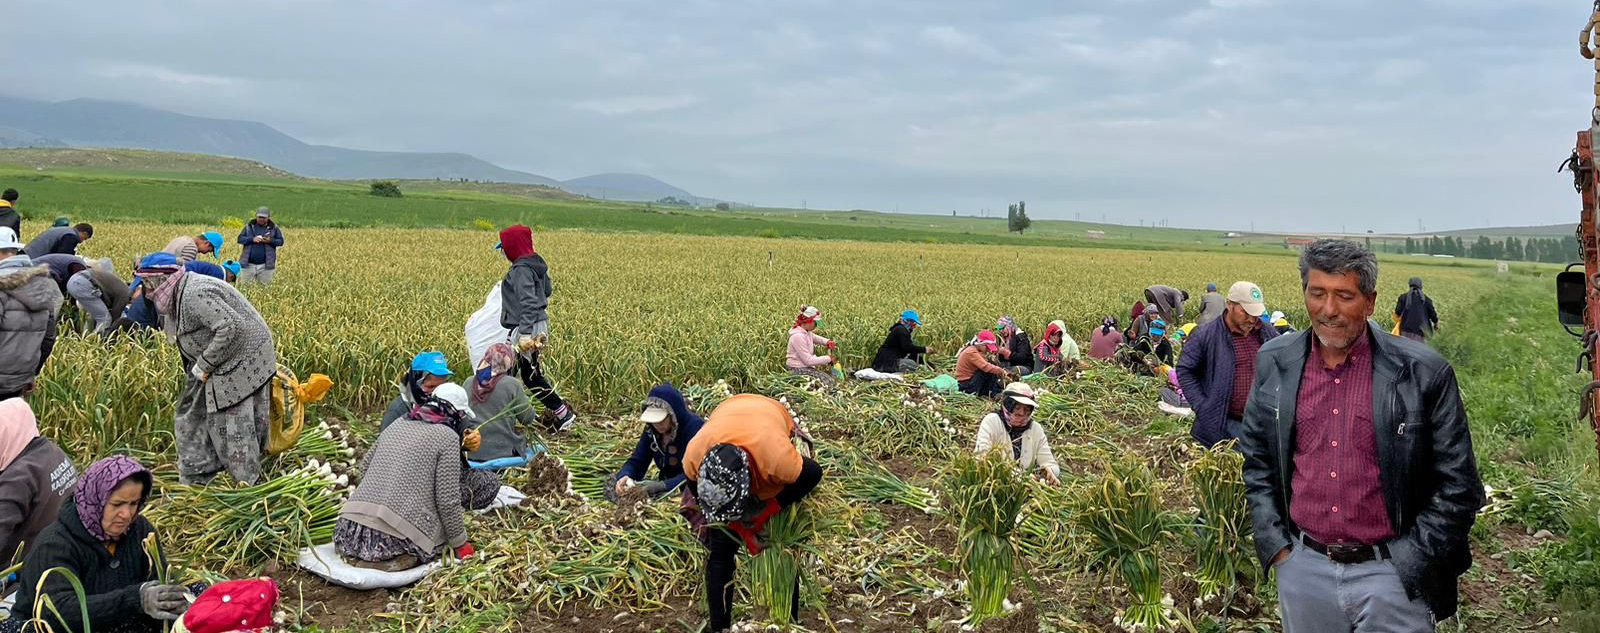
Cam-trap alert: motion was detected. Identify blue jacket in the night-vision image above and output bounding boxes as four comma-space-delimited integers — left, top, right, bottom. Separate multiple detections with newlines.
1176, 317, 1279, 446
616, 384, 703, 492
237, 221, 284, 269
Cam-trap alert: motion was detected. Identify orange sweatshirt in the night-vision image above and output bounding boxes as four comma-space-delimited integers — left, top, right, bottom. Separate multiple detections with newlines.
684, 394, 802, 501
955, 345, 1006, 381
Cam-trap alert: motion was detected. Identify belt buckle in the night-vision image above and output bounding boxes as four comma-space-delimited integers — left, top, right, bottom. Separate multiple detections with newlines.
1325, 542, 1369, 564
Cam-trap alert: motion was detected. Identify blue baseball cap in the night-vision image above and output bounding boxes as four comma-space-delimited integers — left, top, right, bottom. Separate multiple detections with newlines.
410, 351, 452, 376
137, 251, 179, 268
201, 231, 224, 257
900, 309, 921, 324
222, 259, 242, 276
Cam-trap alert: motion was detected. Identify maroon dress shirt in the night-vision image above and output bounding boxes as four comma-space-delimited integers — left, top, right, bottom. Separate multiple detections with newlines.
1289, 329, 1396, 545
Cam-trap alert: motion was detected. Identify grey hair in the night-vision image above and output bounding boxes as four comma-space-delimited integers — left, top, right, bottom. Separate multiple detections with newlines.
1298, 239, 1378, 296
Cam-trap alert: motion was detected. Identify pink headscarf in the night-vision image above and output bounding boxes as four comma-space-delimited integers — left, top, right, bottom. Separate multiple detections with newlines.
0, 398, 40, 471
74, 455, 152, 542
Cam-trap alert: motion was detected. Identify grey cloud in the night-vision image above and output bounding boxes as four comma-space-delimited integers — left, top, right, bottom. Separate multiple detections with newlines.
0, 0, 1586, 231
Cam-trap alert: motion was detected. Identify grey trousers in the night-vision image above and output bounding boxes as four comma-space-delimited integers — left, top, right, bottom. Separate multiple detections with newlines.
66, 272, 111, 332
240, 263, 275, 285
1276, 545, 1434, 633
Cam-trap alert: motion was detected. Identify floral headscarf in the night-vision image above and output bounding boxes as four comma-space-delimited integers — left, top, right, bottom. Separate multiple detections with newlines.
471, 343, 518, 401
697, 443, 756, 522
74, 455, 151, 542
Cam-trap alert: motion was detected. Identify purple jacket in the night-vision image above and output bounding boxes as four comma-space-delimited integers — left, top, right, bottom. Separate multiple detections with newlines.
1176, 317, 1279, 446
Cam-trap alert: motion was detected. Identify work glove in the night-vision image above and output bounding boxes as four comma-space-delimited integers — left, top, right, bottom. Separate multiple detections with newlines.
454, 542, 475, 559
139, 581, 189, 621
462, 429, 482, 452
729, 499, 784, 554
190, 364, 209, 382
824, 340, 837, 350
638, 479, 669, 496
616, 476, 636, 493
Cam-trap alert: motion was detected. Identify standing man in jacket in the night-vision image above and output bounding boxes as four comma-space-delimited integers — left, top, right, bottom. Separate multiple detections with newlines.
0, 228, 61, 401
1393, 277, 1438, 343
1195, 282, 1226, 326
1177, 281, 1279, 446
498, 224, 576, 430
1241, 239, 1483, 631
236, 207, 284, 285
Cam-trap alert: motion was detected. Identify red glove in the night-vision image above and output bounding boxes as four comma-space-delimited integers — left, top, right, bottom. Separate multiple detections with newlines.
454, 542, 475, 559
825, 340, 837, 350
730, 499, 783, 554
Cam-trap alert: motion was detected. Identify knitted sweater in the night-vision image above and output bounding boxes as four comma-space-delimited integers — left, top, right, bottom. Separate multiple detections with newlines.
342, 417, 468, 554
171, 273, 276, 412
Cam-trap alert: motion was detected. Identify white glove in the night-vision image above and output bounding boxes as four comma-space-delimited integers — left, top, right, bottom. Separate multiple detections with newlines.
191, 364, 209, 382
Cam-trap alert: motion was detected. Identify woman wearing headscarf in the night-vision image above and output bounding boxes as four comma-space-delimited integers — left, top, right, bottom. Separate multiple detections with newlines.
870, 309, 927, 374
607, 383, 704, 503
974, 382, 1060, 485
955, 329, 1010, 397
465, 343, 534, 465
1031, 320, 1080, 376
0, 398, 77, 572
993, 315, 1032, 374
785, 305, 836, 386
683, 395, 823, 633
380, 351, 455, 432
336, 383, 482, 571
497, 224, 577, 431
1089, 316, 1125, 360
136, 255, 276, 486
3, 455, 195, 633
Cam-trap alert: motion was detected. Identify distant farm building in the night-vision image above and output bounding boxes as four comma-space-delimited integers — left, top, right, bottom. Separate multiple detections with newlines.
1284, 237, 1316, 250
1085, 230, 1106, 239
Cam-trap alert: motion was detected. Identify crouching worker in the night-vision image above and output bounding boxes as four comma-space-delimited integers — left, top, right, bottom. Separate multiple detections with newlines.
975, 382, 1060, 485
683, 395, 823, 633
0, 398, 79, 575
380, 351, 454, 432
336, 384, 481, 571
3, 455, 201, 633
955, 330, 1010, 397
465, 344, 534, 466
871, 309, 927, 374
607, 383, 704, 503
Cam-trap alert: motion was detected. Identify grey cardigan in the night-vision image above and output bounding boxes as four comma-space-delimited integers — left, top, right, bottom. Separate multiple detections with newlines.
171, 273, 276, 410
343, 417, 468, 553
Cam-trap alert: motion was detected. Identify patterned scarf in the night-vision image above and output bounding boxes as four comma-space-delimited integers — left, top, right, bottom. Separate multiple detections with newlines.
145, 269, 187, 315
697, 443, 755, 522
470, 343, 518, 401
998, 408, 1032, 460
74, 455, 151, 542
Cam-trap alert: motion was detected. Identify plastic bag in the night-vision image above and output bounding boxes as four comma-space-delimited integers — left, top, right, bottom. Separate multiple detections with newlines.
267, 365, 332, 455
466, 282, 510, 368
920, 374, 959, 394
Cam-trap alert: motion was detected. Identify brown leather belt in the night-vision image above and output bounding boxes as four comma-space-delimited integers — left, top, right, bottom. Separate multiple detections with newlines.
1298, 532, 1392, 564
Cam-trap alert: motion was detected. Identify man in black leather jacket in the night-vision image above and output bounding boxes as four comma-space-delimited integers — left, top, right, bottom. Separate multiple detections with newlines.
1240, 239, 1483, 631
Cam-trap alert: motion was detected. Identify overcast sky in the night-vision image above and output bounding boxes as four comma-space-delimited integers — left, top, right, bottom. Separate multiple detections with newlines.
2, 0, 1589, 232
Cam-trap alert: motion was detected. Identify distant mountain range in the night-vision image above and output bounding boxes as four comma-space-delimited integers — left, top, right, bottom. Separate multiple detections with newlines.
0, 96, 710, 203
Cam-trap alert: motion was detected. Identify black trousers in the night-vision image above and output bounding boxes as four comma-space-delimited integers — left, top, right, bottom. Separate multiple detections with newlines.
514, 350, 566, 413
958, 371, 1002, 397
704, 457, 823, 632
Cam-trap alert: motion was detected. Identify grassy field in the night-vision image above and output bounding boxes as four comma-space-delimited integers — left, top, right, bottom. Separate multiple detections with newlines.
13, 215, 1593, 632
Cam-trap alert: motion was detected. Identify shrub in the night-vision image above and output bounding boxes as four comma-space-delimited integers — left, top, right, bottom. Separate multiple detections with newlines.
370, 181, 403, 198
470, 218, 495, 231
220, 216, 245, 230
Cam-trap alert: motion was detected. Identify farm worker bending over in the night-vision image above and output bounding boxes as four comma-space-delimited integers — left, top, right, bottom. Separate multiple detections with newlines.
66, 258, 131, 334
786, 305, 837, 386
994, 315, 1032, 374
0, 189, 18, 236
607, 383, 704, 503
381, 351, 455, 431
0, 398, 78, 574
1176, 281, 1279, 448
137, 256, 276, 485
1241, 239, 1483, 631
683, 394, 823, 633
30, 253, 87, 297
162, 231, 224, 264
1143, 284, 1188, 323
497, 224, 577, 431
336, 384, 483, 572
955, 329, 1010, 397
236, 207, 284, 285
22, 223, 93, 259
974, 382, 1060, 485
3, 455, 202, 633
1195, 282, 1226, 326
1088, 316, 1124, 360
465, 343, 534, 465
871, 309, 927, 374
0, 227, 61, 401
1032, 320, 1080, 376
1393, 276, 1439, 343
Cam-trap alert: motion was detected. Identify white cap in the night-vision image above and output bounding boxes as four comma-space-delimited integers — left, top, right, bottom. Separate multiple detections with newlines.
1227, 281, 1267, 317
431, 383, 477, 421
0, 227, 23, 250
640, 396, 672, 424
1001, 382, 1039, 408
